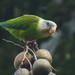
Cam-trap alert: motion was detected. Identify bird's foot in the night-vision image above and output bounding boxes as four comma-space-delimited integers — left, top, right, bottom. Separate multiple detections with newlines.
24, 40, 39, 51
26, 40, 36, 44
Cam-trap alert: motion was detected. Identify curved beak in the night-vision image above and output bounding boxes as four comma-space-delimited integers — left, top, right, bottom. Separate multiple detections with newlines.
49, 26, 57, 34
49, 21, 57, 34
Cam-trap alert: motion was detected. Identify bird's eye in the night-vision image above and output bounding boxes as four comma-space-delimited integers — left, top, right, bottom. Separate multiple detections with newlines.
46, 22, 49, 25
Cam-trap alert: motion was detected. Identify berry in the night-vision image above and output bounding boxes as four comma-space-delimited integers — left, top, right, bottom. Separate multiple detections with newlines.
33, 59, 52, 75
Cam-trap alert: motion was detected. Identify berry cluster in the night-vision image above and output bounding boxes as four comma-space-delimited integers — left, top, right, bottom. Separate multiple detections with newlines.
14, 49, 56, 75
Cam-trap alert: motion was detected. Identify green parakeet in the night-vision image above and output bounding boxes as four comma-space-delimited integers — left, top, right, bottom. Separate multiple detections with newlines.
0, 15, 57, 41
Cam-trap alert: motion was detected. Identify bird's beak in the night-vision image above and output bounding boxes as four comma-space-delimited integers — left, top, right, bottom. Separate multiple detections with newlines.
49, 25, 57, 34
48, 21, 57, 34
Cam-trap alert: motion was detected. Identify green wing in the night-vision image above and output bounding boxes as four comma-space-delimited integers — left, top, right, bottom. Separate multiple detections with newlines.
0, 15, 40, 30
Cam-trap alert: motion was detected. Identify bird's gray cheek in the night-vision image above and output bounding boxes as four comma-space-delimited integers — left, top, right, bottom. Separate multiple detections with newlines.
46, 25, 51, 30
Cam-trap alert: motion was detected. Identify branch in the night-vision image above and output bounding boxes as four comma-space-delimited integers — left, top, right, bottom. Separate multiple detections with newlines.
2, 39, 24, 49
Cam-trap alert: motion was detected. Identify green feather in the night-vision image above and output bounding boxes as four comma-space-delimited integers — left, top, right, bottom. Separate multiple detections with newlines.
0, 15, 43, 41
0, 15, 41, 30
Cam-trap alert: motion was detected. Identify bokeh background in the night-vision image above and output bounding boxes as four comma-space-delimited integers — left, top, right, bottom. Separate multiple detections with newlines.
0, 0, 75, 75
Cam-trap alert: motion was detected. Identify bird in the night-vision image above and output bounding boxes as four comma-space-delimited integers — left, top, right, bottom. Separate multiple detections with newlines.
0, 15, 57, 42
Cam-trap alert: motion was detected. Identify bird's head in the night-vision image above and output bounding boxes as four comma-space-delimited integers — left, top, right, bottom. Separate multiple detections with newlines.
37, 19, 57, 36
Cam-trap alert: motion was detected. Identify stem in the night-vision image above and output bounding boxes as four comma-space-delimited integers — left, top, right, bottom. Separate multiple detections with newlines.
28, 48, 37, 60
3, 39, 24, 49
25, 57, 32, 70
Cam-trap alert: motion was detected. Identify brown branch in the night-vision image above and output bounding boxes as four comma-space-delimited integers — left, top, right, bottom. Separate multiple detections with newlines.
2, 39, 24, 49
28, 48, 37, 61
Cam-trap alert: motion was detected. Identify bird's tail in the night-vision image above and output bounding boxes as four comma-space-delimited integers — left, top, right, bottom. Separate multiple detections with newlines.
0, 22, 5, 27
0, 22, 10, 28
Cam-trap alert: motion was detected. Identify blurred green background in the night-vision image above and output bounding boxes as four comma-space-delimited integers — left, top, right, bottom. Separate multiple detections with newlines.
0, 0, 75, 75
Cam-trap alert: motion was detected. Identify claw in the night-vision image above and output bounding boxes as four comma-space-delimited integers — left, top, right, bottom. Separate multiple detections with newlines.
24, 40, 39, 51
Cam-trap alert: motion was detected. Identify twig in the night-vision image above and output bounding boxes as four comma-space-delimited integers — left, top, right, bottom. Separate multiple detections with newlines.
19, 46, 32, 70
21, 46, 29, 65
23, 46, 32, 70
19, 46, 28, 68
28, 48, 37, 61
2, 39, 24, 49
34, 41, 39, 51
51, 66, 58, 72
25, 57, 32, 70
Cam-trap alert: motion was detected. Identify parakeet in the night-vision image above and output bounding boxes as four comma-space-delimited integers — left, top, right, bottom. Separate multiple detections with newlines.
0, 15, 57, 42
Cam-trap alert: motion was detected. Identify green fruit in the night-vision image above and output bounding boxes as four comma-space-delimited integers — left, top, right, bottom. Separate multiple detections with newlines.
14, 51, 33, 69
14, 68, 30, 75
35, 49, 52, 63
33, 59, 52, 75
